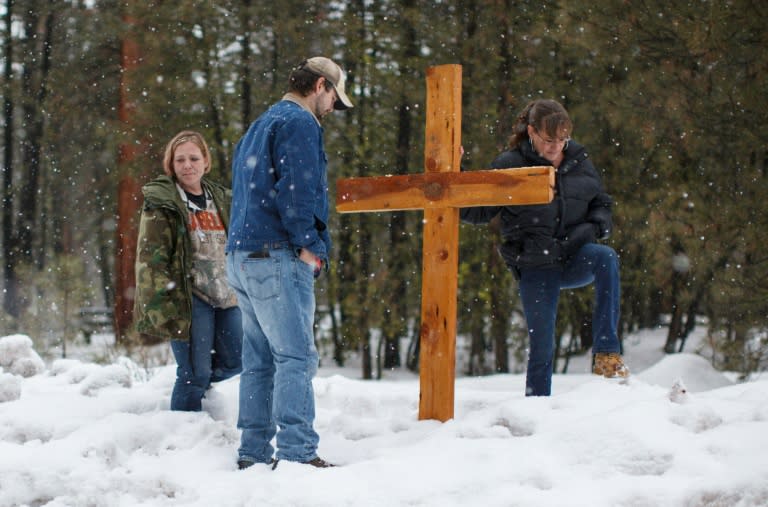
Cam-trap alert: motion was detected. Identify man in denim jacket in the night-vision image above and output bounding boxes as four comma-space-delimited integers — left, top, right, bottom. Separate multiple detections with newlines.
226, 57, 353, 469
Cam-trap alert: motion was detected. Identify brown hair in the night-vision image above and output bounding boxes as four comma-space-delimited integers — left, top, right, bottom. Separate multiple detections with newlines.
287, 60, 335, 97
508, 99, 573, 149
162, 130, 211, 177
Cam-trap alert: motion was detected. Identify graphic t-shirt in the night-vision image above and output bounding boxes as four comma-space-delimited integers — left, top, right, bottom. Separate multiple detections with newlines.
180, 185, 238, 309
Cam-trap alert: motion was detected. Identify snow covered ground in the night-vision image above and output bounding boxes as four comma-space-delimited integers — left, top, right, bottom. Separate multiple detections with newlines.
1, 327, 767, 507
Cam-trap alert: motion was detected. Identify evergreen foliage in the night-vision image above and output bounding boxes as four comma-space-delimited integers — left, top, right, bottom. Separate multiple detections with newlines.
1, 0, 765, 377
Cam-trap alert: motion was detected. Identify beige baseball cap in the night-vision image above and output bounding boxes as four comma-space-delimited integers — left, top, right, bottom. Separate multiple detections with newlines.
303, 56, 354, 110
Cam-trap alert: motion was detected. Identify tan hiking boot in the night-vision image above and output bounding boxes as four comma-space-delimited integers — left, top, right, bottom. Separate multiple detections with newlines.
593, 352, 630, 378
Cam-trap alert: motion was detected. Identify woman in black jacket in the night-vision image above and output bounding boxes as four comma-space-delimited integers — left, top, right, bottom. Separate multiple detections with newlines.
461, 99, 629, 396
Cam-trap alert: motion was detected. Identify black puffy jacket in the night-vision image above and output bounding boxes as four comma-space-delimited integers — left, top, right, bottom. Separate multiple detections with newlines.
461, 139, 612, 271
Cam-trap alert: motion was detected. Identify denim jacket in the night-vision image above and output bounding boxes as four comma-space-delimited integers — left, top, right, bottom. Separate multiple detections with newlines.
226, 99, 331, 262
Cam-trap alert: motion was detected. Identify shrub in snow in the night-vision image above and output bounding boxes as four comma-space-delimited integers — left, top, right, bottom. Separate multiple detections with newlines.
50, 358, 101, 383
0, 334, 45, 378
49, 358, 84, 377
47, 358, 133, 395
0, 372, 22, 402
79, 364, 133, 396
115, 356, 152, 383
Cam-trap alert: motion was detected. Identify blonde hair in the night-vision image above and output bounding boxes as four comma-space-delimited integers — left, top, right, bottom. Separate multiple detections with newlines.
162, 130, 211, 176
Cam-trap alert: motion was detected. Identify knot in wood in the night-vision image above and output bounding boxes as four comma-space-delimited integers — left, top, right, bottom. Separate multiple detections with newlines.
423, 181, 444, 200
420, 323, 437, 344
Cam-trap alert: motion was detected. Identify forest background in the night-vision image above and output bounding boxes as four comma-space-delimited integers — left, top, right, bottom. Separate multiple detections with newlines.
1, 0, 766, 380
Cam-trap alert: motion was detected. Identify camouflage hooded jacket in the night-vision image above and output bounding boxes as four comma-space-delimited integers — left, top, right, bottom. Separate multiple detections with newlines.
133, 175, 232, 342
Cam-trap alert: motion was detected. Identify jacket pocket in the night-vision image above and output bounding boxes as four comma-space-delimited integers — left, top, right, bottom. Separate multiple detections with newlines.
501, 235, 562, 270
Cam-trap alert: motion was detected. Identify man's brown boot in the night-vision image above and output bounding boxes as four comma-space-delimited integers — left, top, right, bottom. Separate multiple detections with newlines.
303, 457, 336, 468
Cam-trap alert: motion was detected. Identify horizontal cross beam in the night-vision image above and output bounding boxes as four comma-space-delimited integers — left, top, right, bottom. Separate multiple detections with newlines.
336, 167, 554, 213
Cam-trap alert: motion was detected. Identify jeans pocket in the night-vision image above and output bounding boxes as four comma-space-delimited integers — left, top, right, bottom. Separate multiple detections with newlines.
244, 257, 280, 301
294, 255, 316, 288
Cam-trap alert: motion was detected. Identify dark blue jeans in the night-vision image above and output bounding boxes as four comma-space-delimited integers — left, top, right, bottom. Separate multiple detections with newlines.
518, 243, 621, 396
170, 295, 243, 411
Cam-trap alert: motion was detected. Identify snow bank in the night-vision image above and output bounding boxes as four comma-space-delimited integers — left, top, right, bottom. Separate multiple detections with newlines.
636, 352, 733, 392
0, 334, 45, 378
0, 371, 21, 402
1, 330, 766, 507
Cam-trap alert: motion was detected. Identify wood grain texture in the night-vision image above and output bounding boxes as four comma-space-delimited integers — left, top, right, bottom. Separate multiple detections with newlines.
336, 167, 554, 212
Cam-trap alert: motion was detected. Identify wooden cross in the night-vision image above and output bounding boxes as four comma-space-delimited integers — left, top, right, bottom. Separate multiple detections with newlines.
336, 64, 554, 421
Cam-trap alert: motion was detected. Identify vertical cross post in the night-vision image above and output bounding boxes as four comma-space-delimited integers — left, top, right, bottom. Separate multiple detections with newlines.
335, 64, 554, 421
419, 64, 462, 421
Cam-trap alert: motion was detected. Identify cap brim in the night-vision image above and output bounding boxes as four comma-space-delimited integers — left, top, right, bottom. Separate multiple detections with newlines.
334, 89, 353, 110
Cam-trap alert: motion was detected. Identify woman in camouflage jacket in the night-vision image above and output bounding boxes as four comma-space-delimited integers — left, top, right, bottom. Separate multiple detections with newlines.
134, 131, 242, 411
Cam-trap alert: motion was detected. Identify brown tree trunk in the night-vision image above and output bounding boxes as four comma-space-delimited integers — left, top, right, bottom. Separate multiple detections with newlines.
113, 17, 141, 341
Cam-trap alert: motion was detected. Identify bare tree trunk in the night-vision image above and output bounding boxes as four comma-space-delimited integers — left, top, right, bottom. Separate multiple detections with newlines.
2, 2, 55, 319
489, 246, 510, 373
203, 56, 227, 176
31, 3, 55, 265
467, 317, 486, 376
488, 0, 517, 373
406, 322, 420, 372
114, 14, 142, 341
380, 4, 418, 369
357, 217, 372, 379
664, 264, 688, 353
2, 0, 17, 318
239, 0, 252, 132
328, 302, 343, 366
19, 4, 54, 271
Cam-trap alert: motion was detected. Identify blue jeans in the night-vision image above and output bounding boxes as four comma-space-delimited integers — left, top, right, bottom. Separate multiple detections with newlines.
227, 247, 319, 464
518, 243, 621, 396
170, 295, 243, 411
